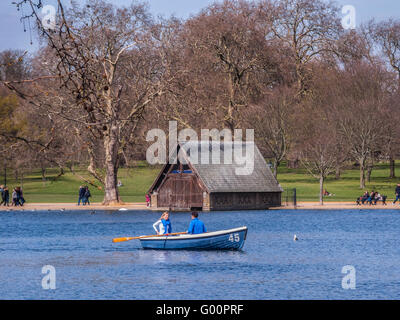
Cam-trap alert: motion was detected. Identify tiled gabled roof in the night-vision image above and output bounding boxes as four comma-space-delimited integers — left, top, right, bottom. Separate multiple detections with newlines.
179, 141, 283, 193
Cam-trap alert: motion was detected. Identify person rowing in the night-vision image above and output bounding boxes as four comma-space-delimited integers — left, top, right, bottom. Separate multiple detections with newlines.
153, 211, 172, 235
188, 212, 207, 235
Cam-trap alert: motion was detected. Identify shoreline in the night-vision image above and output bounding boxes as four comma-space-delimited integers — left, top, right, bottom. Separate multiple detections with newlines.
280, 202, 400, 210
0, 202, 399, 211
0, 203, 149, 211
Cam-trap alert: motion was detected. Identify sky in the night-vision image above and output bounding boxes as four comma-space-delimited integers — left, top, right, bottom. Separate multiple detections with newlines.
0, 0, 400, 53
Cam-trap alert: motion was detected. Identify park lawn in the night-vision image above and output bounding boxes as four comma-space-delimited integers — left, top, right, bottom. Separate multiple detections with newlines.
2, 161, 399, 204
278, 161, 400, 202
3, 163, 162, 204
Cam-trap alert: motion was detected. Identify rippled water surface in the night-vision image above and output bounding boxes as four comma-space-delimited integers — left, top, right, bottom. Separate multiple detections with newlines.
0, 209, 399, 300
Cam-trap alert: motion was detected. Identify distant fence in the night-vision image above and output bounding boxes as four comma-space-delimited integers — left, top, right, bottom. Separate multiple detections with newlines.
284, 188, 297, 208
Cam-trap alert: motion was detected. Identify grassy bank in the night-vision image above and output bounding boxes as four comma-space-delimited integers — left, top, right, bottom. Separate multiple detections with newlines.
1, 163, 162, 203
279, 161, 400, 202
1, 161, 399, 203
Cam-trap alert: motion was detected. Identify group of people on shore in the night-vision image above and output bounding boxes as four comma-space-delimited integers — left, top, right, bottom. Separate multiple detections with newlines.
77, 186, 92, 206
356, 184, 400, 206
153, 211, 207, 235
356, 190, 387, 206
0, 185, 25, 206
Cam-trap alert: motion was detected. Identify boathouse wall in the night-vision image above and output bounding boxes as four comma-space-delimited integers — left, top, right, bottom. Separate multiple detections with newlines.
209, 192, 281, 211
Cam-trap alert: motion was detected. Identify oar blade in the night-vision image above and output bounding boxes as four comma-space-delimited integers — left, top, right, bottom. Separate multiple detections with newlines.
112, 237, 134, 243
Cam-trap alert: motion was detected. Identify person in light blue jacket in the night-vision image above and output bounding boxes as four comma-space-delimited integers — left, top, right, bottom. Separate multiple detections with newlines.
188, 212, 207, 235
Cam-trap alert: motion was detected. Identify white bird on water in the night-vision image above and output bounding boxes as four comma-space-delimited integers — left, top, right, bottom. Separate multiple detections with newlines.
294, 235, 299, 241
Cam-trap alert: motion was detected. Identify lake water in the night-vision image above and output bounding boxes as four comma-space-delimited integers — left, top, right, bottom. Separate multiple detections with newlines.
0, 209, 399, 300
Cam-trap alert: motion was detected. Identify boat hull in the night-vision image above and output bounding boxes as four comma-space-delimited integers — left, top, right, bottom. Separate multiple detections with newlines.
139, 227, 248, 251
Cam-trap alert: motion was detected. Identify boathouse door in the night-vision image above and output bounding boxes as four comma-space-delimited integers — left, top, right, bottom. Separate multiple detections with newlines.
157, 175, 203, 210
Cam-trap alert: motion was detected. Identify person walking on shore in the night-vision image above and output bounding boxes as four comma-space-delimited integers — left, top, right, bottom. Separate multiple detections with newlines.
393, 184, 400, 205
83, 186, 91, 206
2, 187, 9, 206
0, 185, 8, 206
78, 186, 85, 206
12, 188, 19, 206
146, 194, 151, 208
16, 187, 25, 206
0, 185, 4, 206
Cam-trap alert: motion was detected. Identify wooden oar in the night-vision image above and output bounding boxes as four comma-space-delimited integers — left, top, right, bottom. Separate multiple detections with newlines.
113, 232, 188, 243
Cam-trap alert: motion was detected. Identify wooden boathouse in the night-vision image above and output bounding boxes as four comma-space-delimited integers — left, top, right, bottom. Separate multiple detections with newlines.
148, 141, 283, 211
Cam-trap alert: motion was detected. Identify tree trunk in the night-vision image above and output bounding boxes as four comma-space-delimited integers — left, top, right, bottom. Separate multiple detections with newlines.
273, 160, 280, 179
102, 123, 121, 205
360, 160, 366, 189
319, 175, 324, 206
335, 166, 341, 180
226, 73, 235, 131
41, 167, 46, 186
287, 159, 300, 169
390, 158, 396, 179
367, 165, 373, 183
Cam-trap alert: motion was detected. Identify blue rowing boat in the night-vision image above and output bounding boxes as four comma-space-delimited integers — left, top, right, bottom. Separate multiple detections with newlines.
139, 227, 248, 251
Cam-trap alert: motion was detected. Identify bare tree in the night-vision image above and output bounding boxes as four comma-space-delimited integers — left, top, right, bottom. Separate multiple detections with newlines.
371, 19, 400, 88
294, 74, 345, 205
370, 19, 400, 178
246, 86, 296, 178
265, 0, 342, 96
6, 0, 176, 204
333, 63, 390, 189
178, 0, 278, 130
300, 135, 337, 205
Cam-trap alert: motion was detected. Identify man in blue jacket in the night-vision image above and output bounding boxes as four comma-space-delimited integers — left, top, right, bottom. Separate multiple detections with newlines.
78, 186, 85, 206
188, 212, 207, 235
393, 184, 400, 204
